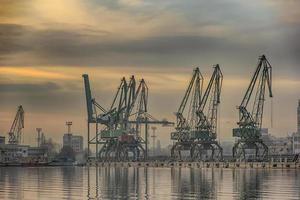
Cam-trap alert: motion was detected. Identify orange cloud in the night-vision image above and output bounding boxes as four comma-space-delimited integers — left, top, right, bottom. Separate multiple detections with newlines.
0, 67, 74, 80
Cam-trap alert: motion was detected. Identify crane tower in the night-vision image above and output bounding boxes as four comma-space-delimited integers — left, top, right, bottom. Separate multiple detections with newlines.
171, 67, 203, 160
232, 55, 273, 161
82, 74, 173, 162
192, 64, 223, 161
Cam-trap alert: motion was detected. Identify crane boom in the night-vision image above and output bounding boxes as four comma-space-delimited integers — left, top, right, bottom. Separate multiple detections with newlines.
235, 55, 272, 136
175, 67, 203, 133
82, 74, 95, 123
8, 105, 24, 144
196, 64, 223, 139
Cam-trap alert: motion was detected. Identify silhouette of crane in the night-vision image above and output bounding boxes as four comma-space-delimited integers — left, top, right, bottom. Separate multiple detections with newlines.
8, 105, 24, 144
232, 55, 273, 161
171, 67, 203, 160
192, 64, 223, 161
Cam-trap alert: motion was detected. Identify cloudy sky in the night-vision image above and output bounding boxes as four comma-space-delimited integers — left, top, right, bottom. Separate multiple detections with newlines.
0, 0, 299, 147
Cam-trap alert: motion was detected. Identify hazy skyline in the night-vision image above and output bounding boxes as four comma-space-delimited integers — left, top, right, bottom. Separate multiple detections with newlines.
0, 0, 299, 146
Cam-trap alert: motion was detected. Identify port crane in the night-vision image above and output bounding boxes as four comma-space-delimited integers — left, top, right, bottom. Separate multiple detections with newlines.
8, 105, 24, 144
192, 64, 223, 161
232, 55, 273, 161
98, 76, 148, 161
83, 74, 173, 162
171, 67, 203, 160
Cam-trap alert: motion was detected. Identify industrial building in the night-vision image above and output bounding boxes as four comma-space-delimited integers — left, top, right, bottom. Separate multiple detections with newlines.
63, 134, 83, 153
0, 142, 48, 163
62, 121, 84, 153
292, 132, 300, 154
0, 106, 50, 164
261, 129, 293, 155
291, 100, 300, 154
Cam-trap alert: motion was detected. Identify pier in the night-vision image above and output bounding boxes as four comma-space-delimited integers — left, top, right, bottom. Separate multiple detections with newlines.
86, 161, 300, 169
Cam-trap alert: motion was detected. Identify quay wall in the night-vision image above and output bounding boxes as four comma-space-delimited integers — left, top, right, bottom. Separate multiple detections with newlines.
87, 161, 300, 169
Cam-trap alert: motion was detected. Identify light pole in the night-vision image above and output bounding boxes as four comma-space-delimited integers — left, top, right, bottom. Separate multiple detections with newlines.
151, 126, 157, 158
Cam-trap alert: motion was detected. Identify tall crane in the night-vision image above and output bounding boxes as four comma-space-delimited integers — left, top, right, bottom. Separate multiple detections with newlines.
99, 77, 148, 161
8, 105, 24, 144
171, 67, 203, 160
83, 74, 173, 162
232, 55, 273, 161
192, 64, 223, 161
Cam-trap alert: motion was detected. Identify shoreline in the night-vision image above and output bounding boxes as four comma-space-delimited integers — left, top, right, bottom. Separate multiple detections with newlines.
86, 161, 300, 169
1, 161, 299, 169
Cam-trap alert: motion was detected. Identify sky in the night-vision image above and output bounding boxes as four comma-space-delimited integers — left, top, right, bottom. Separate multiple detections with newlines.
0, 0, 299, 147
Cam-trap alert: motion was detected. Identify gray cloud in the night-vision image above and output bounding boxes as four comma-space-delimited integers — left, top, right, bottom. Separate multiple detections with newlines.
0, 82, 60, 93
0, 23, 293, 71
0, 0, 298, 74
0, 81, 83, 114
0, 24, 30, 54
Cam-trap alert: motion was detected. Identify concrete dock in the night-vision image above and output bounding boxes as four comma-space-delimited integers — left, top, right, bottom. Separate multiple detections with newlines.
86, 161, 300, 169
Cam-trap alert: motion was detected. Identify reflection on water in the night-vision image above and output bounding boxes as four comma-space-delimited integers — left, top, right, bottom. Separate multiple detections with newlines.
0, 167, 299, 199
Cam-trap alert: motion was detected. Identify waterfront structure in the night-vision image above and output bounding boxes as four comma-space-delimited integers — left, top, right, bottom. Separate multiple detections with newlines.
0, 144, 48, 162
191, 65, 223, 161
292, 132, 300, 154
63, 133, 83, 153
261, 130, 293, 155
232, 55, 273, 161
63, 133, 72, 147
27, 146, 48, 159
0, 144, 29, 160
170, 65, 223, 161
170, 67, 203, 160
62, 121, 84, 153
0, 136, 5, 144
82, 74, 173, 162
8, 105, 24, 145
291, 100, 300, 154
71, 135, 84, 153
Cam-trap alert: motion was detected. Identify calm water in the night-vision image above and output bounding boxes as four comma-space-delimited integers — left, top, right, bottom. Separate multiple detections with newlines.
0, 167, 299, 199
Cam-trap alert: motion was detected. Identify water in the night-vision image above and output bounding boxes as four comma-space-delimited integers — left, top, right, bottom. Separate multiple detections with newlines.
0, 167, 299, 199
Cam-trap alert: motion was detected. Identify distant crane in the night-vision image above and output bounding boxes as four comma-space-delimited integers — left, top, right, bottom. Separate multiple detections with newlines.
171, 67, 203, 160
192, 64, 223, 161
8, 105, 24, 144
232, 55, 273, 161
